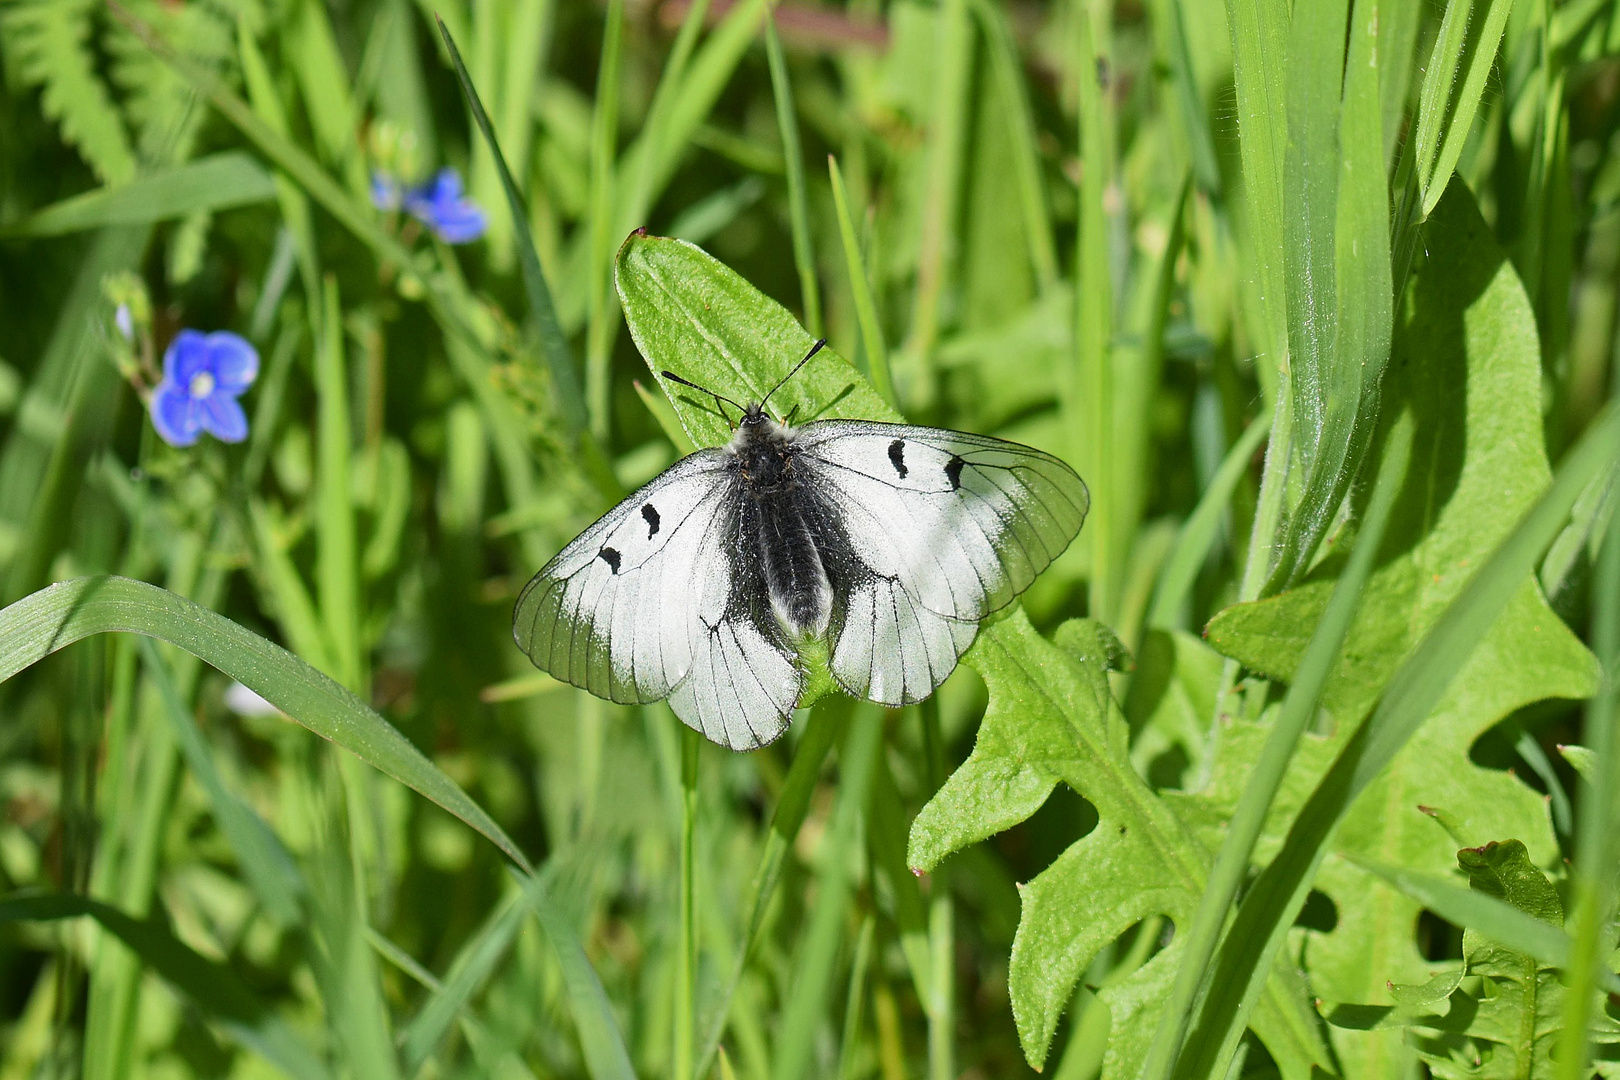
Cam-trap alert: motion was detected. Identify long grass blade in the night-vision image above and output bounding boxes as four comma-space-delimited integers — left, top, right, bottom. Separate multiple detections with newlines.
1555, 444, 1620, 1077
763, 8, 820, 336
827, 155, 896, 410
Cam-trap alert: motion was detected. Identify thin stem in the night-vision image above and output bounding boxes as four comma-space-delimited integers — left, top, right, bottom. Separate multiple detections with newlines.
676, 724, 700, 1080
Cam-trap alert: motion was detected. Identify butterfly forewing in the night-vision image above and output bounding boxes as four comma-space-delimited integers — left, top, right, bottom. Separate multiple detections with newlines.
793, 421, 1089, 704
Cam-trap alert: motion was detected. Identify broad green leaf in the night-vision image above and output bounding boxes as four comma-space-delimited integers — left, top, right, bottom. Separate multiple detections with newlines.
6, 152, 274, 235
1186, 182, 1613, 1080
908, 612, 1331, 1076
0, 893, 330, 1080
615, 232, 899, 449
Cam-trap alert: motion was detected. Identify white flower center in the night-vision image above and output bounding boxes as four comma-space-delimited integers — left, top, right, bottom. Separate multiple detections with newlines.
189, 371, 216, 399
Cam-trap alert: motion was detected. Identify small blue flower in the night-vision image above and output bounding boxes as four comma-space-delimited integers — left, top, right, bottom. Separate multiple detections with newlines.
149, 330, 258, 447
403, 168, 486, 244
114, 303, 134, 341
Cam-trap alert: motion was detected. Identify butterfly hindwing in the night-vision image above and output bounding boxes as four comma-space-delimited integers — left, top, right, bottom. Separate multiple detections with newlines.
794, 421, 1089, 705
511, 451, 802, 751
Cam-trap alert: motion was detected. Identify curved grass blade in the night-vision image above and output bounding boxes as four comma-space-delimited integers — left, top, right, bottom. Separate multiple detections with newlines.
7, 152, 275, 236
0, 893, 330, 1080
0, 575, 531, 872
828, 155, 897, 411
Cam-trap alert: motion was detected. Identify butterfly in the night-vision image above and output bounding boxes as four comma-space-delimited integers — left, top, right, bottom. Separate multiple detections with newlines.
512, 341, 1089, 751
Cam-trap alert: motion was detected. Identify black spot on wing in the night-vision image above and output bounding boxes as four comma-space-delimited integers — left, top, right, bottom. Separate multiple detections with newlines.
945, 454, 966, 490
888, 439, 908, 479
642, 503, 660, 538
598, 546, 621, 573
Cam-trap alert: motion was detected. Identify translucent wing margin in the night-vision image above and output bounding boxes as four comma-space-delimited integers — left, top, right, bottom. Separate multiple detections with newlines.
794, 421, 1088, 705
511, 452, 801, 750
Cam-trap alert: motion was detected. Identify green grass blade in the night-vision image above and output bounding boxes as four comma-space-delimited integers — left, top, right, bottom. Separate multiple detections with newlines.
771, 707, 882, 1080
137, 638, 305, 926
6, 152, 275, 235
1075, 2, 1117, 622
585, 0, 626, 441
1268, 0, 1393, 589
624, 0, 711, 229
1149, 407, 1272, 628
763, 8, 821, 336
519, 867, 641, 1080
1146, 412, 1412, 1080
827, 154, 896, 410
1170, 401, 1620, 1080
837, 915, 876, 1080
316, 276, 361, 690
967, 0, 1059, 287
905, 0, 972, 362
1422, 0, 1514, 215
0, 575, 533, 871
675, 725, 699, 1080
695, 704, 842, 1078
1555, 446, 1620, 1078
0, 893, 332, 1080
434, 17, 589, 444
1411, 0, 1474, 200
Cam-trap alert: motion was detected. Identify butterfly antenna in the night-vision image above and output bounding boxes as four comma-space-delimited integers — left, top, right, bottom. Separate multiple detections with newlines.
661, 371, 744, 427
760, 338, 826, 413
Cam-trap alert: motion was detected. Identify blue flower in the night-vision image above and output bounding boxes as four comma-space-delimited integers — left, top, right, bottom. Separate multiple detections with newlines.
403, 168, 486, 244
149, 330, 258, 447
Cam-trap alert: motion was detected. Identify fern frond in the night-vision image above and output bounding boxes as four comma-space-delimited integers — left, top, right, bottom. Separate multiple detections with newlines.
1, 0, 137, 184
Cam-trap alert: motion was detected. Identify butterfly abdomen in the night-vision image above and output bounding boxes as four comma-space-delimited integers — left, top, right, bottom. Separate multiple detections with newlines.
730, 424, 834, 640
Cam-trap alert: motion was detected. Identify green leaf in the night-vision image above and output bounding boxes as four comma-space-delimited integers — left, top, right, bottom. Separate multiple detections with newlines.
1182, 182, 1618, 1080
6, 151, 275, 235
0, 576, 531, 871
0, 893, 330, 1080
614, 233, 899, 449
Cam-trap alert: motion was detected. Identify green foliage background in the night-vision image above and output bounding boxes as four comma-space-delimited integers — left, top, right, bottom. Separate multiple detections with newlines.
1, 0, 1619, 1078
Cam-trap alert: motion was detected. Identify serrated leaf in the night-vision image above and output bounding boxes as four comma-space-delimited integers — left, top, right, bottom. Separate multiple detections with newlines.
1203, 183, 1601, 1077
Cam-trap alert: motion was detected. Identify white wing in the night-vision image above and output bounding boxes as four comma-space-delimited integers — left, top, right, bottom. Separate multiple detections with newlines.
794, 421, 1088, 705
512, 452, 802, 751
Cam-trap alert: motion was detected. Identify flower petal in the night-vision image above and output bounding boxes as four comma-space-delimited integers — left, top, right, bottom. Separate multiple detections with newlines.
163, 329, 211, 386
151, 381, 202, 447
206, 331, 259, 393
432, 201, 487, 244
197, 392, 249, 443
